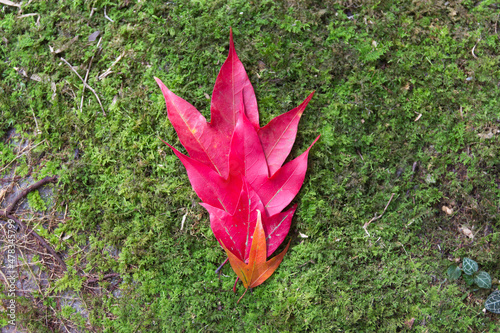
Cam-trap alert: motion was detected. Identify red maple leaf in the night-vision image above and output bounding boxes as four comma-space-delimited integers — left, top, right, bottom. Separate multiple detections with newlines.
220, 210, 291, 303
156, 28, 319, 299
201, 180, 296, 262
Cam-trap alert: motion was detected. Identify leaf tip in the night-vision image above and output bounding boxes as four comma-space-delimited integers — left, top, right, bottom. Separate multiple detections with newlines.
229, 27, 236, 57
154, 76, 172, 97
153, 76, 164, 87
159, 137, 171, 147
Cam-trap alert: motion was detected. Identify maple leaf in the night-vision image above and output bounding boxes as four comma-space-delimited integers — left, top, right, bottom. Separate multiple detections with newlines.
201, 180, 295, 262
154, 78, 225, 175
211, 29, 260, 134
156, 29, 319, 299
154, 29, 316, 179
219, 210, 290, 303
258, 91, 315, 176
161, 139, 243, 214
162, 122, 319, 217
154, 30, 259, 178
256, 135, 320, 216
228, 104, 269, 188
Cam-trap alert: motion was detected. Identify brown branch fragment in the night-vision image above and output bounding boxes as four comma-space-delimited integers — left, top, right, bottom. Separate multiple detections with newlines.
0, 175, 65, 271
60, 57, 106, 116
471, 38, 481, 59
363, 193, 395, 237
4, 175, 58, 215
80, 36, 102, 111
1, 214, 67, 271
0, 176, 22, 183
86, 273, 121, 284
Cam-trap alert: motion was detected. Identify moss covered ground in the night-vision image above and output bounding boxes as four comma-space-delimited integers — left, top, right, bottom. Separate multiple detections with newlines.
1, 0, 499, 331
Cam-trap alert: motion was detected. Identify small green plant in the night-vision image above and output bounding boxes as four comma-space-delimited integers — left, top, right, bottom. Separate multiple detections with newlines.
447, 258, 499, 314
27, 190, 48, 212
486, 291, 500, 314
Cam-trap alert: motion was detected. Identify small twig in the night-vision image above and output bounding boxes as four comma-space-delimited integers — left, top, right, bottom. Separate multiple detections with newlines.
31, 108, 41, 135
471, 38, 481, 59
9, 244, 52, 258
409, 162, 418, 182
356, 150, 364, 162
60, 57, 106, 116
1, 214, 67, 271
0, 140, 45, 173
98, 51, 126, 80
215, 257, 229, 274
104, 6, 114, 23
80, 36, 102, 111
363, 193, 395, 237
86, 273, 121, 284
298, 259, 315, 268
180, 212, 187, 231
19, 249, 43, 295
0, 176, 22, 183
0, 0, 21, 8
109, 278, 123, 292
0, 175, 66, 271
3, 176, 58, 215
18, 13, 40, 26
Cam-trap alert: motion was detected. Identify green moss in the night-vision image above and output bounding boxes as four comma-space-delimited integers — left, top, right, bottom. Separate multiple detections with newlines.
27, 190, 48, 212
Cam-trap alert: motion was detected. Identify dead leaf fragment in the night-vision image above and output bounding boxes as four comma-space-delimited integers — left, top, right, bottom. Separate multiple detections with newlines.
30, 74, 42, 82
477, 131, 494, 139
459, 225, 474, 239
258, 60, 266, 71
14, 67, 27, 77
442, 206, 453, 215
404, 318, 415, 329
88, 31, 100, 42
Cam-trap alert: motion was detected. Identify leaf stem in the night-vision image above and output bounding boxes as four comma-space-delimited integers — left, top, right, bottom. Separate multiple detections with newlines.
215, 257, 229, 274
237, 288, 248, 304
233, 277, 239, 293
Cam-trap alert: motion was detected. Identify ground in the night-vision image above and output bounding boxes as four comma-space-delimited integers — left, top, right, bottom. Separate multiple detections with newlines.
0, 0, 499, 332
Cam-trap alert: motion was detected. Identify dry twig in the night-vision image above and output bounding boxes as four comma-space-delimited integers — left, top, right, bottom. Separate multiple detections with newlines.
80, 37, 103, 111
60, 57, 106, 116
3, 176, 58, 215
0, 140, 45, 173
0, 176, 66, 271
98, 51, 126, 80
363, 193, 395, 236
0, 0, 21, 7
471, 38, 481, 59
104, 6, 114, 23
1, 214, 67, 271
